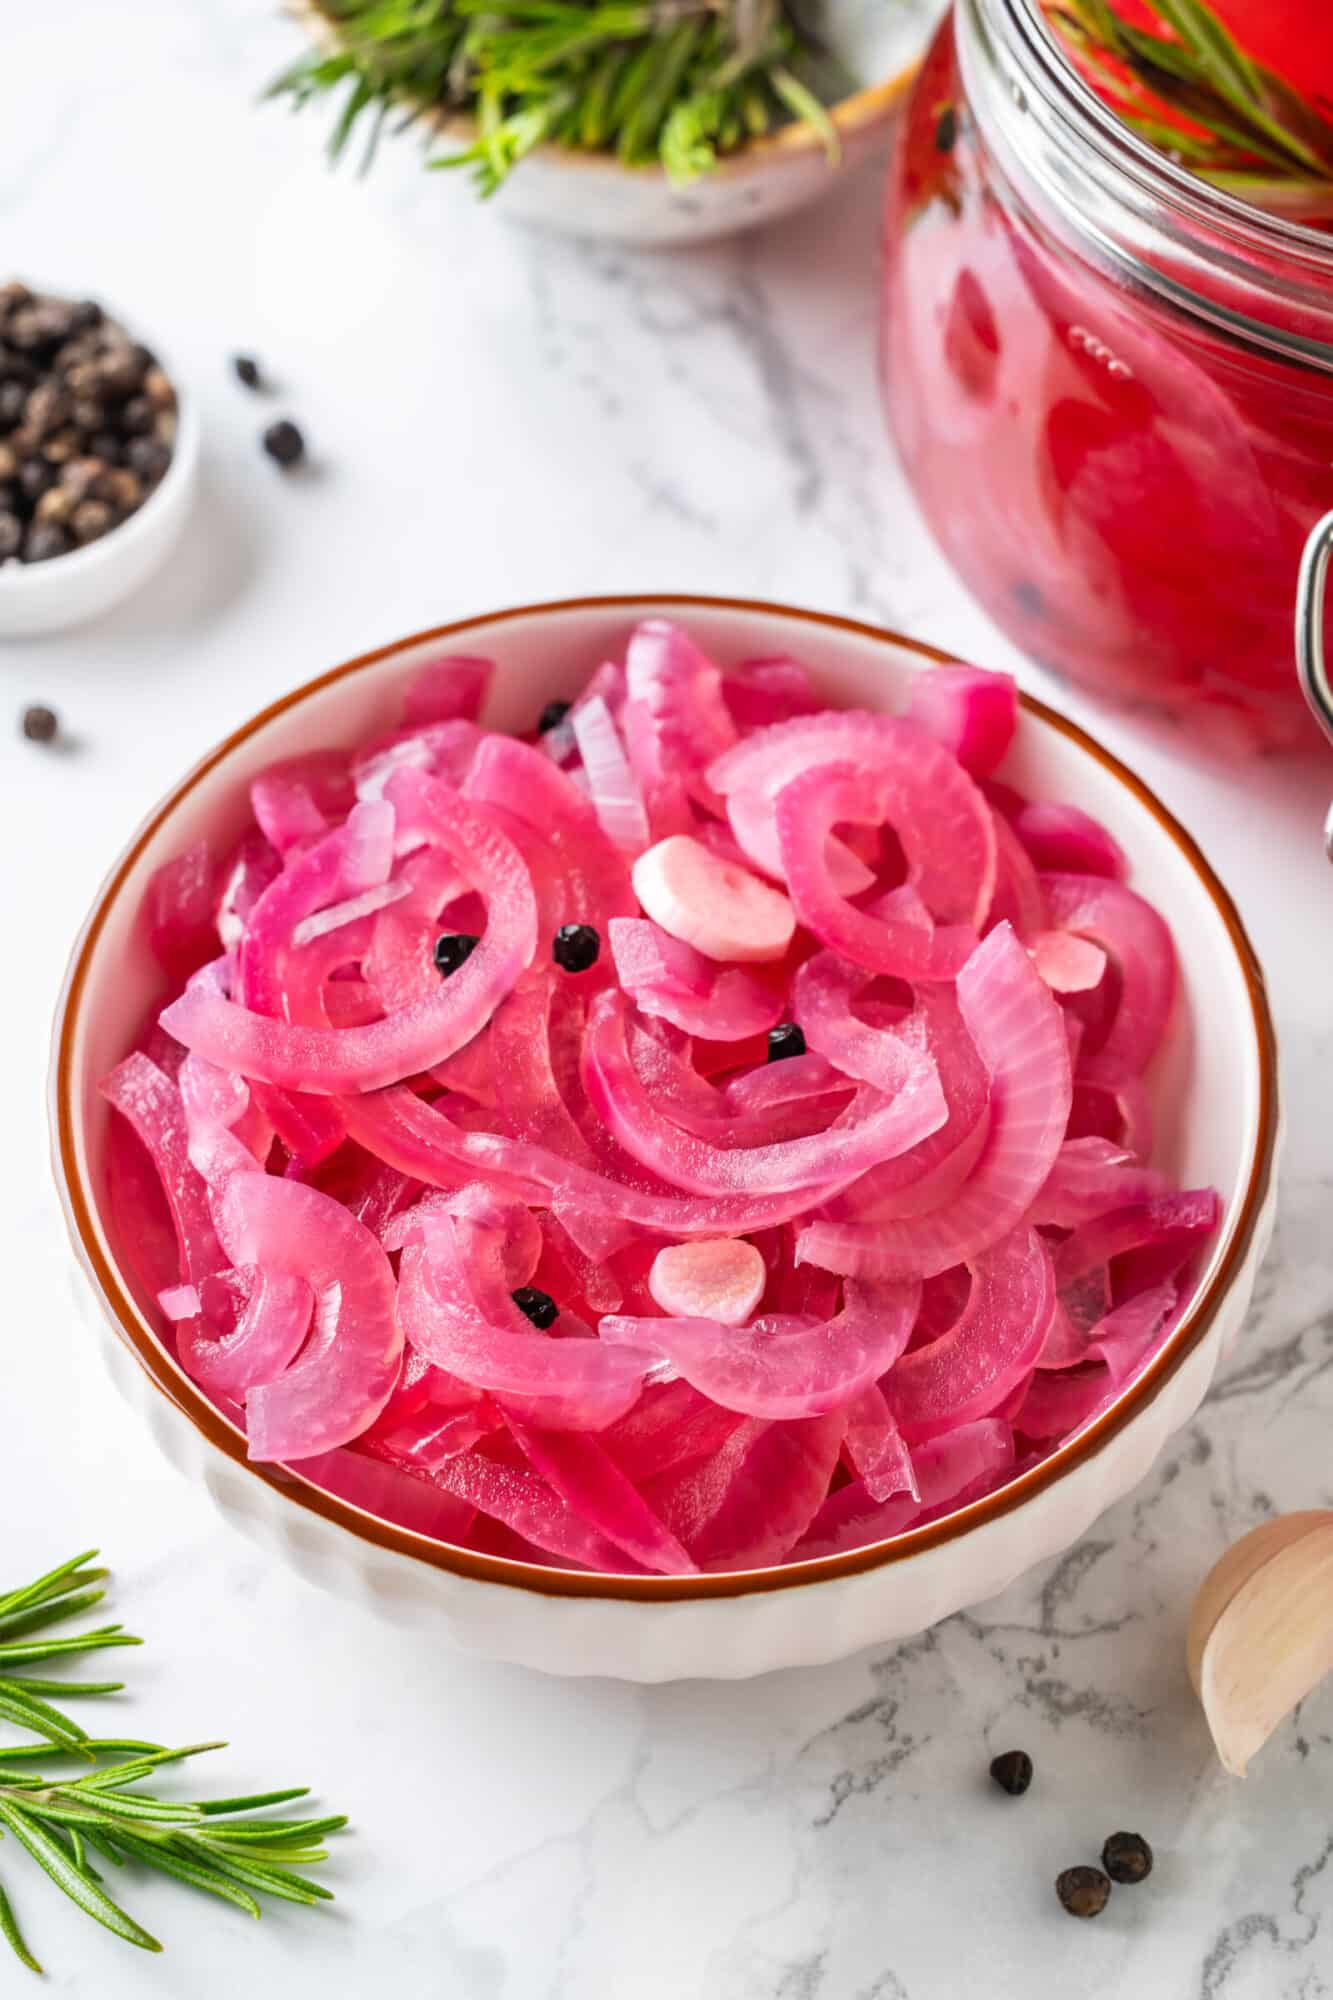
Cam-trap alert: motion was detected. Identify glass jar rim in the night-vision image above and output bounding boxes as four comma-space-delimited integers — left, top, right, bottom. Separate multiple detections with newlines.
964, 0, 1333, 370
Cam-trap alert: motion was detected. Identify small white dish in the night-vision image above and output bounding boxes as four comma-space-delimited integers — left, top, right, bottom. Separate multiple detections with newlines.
290, 0, 946, 247
0, 328, 198, 639
50, 597, 1279, 1681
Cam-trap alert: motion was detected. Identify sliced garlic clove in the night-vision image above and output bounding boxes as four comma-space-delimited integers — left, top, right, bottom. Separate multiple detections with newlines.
1186, 1511, 1333, 1694
1198, 1519, 1333, 1776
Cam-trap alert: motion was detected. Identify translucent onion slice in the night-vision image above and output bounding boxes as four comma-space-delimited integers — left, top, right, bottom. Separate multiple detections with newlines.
1041, 873, 1176, 1076
583, 989, 947, 1197
213, 1172, 403, 1462
885, 1228, 1055, 1441
602, 1278, 919, 1420
571, 693, 650, 853
1015, 801, 1127, 880
401, 655, 493, 727
608, 917, 782, 1041
507, 1420, 696, 1575
621, 618, 737, 833
798, 923, 1071, 1278
161, 771, 538, 1094
711, 710, 996, 927
396, 1194, 652, 1431
905, 663, 1017, 777
794, 1419, 1015, 1559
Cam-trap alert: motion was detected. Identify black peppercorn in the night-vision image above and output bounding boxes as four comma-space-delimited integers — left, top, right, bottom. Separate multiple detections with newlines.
552, 923, 600, 973
262, 419, 305, 468
512, 1287, 559, 1330
1056, 1867, 1111, 1920
935, 105, 958, 152
434, 932, 481, 978
21, 703, 58, 744
767, 1022, 806, 1063
0, 380, 28, 427
233, 354, 263, 390
1102, 1831, 1153, 1885
126, 437, 170, 484
0, 513, 21, 562
119, 394, 154, 436
23, 521, 70, 562
537, 698, 572, 734
988, 1749, 1033, 1797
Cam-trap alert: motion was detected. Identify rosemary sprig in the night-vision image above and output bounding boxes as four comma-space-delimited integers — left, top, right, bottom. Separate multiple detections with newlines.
0, 1553, 346, 1975
269, 0, 843, 192
1049, 0, 1333, 219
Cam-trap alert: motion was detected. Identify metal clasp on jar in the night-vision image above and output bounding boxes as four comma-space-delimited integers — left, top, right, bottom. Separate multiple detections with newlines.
1297, 510, 1333, 860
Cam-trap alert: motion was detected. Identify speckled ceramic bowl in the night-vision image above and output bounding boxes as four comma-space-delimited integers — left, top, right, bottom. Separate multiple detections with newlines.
50, 596, 1279, 1680
290, 0, 945, 247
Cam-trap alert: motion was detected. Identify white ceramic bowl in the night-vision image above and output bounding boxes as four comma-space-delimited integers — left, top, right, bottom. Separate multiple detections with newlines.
50, 596, 1279, 1680
0, 344, 198, 638
291, 0, 945, 248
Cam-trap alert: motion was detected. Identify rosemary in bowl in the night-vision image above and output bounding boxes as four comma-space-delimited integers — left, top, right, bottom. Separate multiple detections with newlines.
271, 0, 844, 192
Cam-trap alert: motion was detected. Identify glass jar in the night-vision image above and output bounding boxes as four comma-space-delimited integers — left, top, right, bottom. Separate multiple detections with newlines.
881, 0, 1333, 749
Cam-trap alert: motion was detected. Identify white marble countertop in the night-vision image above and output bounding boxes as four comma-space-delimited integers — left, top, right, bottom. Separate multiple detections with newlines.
3, 2, 1333, 1993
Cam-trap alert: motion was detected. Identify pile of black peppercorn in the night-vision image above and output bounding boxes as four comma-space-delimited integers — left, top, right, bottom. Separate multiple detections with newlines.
0, 283, 177, 566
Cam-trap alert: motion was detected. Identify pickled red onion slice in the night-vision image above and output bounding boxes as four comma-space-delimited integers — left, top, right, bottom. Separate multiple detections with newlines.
507, 1421, 696, 1574
434, 1448, 636, 1570
401, 655, 493, 726
161, 772, 538, 1092
571, 693, 649, 853
886, 1228, 1055, 1441
621, 618, 736, 832
1041, 873, 1175, 1076
711, 710, 996, 927
396, 1195, 652, 1430
602, 1279, 919, 1420
583, 989, 946, 1197
101, 1053, 225, 1283
1015, 801, 1127, 881
684, 1411, 848, 1569
798, 924, 1071, 1278
608, 917, 782, 1041
794, 1420, 1015, 1559
775, 764, 978, 979
213, 1172, 402, 1461
176, 1267, 315, 1401
843, 1385, 919, 1503
906, 663, 1017, 777
720, 656, 821, 730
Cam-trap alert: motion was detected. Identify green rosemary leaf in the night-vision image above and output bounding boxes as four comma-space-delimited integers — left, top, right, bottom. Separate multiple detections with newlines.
196, 1786, 311, 1817
0, 1554, 102, 1622
0, 1739, 163, 1766
107, 1833, 263, 1919
0, 1874, 42, 1976
193, 1813, 348, 1842
70, 1743, 224, 1791
0, 1805, 161, 1955
770, 65, 839, 164
0, 1627, 141, 1666
0, 1690, 88, 1753
201, 1851, 333, 1905
0, 1677, 125, 1699
0, 1590, 109, 1645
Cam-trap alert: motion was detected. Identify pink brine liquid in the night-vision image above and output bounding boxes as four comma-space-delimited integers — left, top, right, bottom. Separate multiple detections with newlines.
882, 5, 1333, 748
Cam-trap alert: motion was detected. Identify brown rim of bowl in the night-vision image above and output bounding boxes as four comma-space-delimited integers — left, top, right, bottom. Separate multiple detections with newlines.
287, 0, 919, 179
50, 595, 1280, 1603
